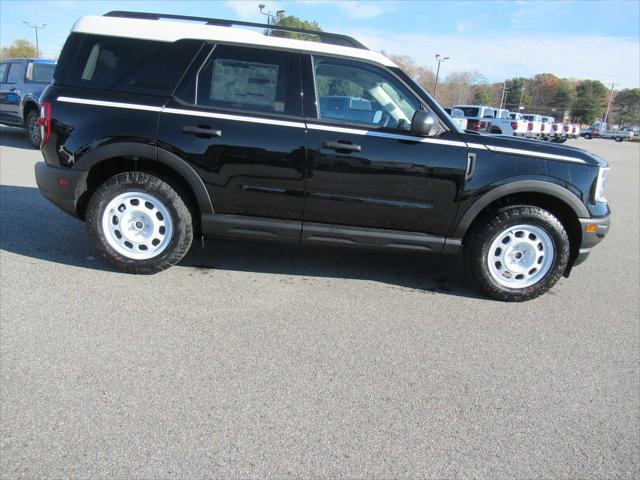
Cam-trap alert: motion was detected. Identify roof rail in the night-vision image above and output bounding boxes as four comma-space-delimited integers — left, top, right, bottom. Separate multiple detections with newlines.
103, 11, 368, 50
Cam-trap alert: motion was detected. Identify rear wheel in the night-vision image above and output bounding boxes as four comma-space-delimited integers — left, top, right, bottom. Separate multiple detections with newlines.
615, 136, 623, 142
26, 110, 41, 148
466, 206, 570, 301
86, 172, 193, 274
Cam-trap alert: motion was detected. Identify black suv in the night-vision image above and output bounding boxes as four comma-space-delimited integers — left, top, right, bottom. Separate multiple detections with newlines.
35, 11, 610, 301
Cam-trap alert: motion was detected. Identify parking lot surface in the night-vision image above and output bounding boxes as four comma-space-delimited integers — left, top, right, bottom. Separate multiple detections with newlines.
1, 128, 638, 478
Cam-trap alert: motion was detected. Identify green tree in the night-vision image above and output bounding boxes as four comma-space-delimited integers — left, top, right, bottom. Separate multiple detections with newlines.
612, 88, 640, 126
0, 39, 38, 59
572, 80, 607, 124
503, 77, 532, 111
270, 14, 322, 41
473, 86, 494, 105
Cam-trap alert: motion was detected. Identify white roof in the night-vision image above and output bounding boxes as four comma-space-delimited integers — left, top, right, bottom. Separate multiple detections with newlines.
72, 15, 396, 68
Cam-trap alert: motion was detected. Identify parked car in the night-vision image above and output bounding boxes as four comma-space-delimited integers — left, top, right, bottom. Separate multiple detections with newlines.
452, 104, 495, 131
444, 107, 468, 130
521, 114, 544, 139
35, 11, 611, 301
540, 116, 565, 142
485, 111, 528, 137
585, 122, 634, 142
0, 58, 56, 147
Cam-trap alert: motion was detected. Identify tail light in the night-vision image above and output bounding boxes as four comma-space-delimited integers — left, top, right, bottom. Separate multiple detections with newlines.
474, 121, 482, 131
563, 125, 569, 132
511, 122, 518, 130
541, 124, 546, 132
37, 101, 51, 146
552, 124, 558, 131
528, 122, 534, 131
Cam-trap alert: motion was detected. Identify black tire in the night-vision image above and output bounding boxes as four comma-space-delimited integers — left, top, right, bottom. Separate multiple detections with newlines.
615, 136, 623, 143
86, 171, 193, 274
585, 133, 592, 139
466, 206, 570, 302
25, 110, 41, 148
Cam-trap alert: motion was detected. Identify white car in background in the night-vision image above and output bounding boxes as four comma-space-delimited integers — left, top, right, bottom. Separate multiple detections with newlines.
444, 108, 468, 130
452, 105, 495, 132
486, 111, 528, 137
541, 116, 565, 142
521, 114, 544, 139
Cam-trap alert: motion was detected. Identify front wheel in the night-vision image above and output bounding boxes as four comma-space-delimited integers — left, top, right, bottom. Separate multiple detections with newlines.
86, 172, 193, 274
466, 206, 570, 301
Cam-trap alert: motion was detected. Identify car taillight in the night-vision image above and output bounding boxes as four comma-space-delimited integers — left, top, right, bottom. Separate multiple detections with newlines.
563, 125, 569, 132
38, 101, 51, 146
528, 122, 534, 131
474, 121, 481, 131
511, 122, 518, 130
541, 124, 546, 132
552, 124, 558, 131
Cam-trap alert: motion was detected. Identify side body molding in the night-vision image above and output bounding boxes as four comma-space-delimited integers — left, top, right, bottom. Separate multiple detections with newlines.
452, 180, 590, 239
74, 142, 214, 214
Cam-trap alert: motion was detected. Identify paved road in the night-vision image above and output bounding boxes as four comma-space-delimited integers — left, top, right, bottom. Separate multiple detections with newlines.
1, 127, 638, 478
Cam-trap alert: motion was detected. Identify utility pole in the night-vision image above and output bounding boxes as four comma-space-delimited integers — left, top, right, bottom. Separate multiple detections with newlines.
499, 81, 507, 109
433, 54, 449, 101
22, 21, 46, 58
603, 82, 615, 125
259, 5, 285, 36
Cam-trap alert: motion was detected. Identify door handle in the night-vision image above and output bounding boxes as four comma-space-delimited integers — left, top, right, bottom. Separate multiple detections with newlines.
182, 125, 222, 138
322, 141, 362, 152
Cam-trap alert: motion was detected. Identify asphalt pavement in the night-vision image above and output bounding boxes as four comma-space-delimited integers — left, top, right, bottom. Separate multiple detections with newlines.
1, 126, 638, 478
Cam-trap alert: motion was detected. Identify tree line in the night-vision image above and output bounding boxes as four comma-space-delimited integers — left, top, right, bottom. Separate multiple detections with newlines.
2, 22, 638, 127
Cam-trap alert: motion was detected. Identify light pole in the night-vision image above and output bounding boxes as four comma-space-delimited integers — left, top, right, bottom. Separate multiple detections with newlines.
433, 54, 449, 100
22, 21, 46, 58
259, 5, 285, 35
603, 82, 615, 125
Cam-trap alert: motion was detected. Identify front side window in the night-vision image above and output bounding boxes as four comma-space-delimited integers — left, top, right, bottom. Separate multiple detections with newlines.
6, 63, 22, 84
0, 63, 8, 83
313, 57, 421, 131
192, 45, 300, 117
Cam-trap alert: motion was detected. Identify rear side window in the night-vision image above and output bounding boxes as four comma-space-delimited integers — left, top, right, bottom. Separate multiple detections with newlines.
63, 34, 202, 96
0, 63, 8, 82
26, 63, 55, 83
185, 45, 300, 117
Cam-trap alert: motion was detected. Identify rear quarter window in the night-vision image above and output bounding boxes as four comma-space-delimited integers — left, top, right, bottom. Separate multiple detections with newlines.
59, 34, 202, 96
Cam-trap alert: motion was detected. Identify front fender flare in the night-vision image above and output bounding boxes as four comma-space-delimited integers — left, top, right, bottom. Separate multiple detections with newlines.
451, 179, 589, 239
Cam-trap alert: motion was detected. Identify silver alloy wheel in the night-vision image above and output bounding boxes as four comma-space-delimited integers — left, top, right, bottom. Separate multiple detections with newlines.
487, 224, 555, 289
28, 115, 41, 145
101, 191, 173, 260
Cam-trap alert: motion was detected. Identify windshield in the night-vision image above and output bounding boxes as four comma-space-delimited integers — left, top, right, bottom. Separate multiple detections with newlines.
30, 63, 55, 83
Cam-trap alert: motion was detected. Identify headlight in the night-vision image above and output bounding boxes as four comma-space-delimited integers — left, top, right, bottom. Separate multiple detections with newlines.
594, 167, 609, 203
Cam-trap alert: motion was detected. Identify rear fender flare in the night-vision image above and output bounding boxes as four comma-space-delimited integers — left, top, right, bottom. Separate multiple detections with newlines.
75, 142, 214, 214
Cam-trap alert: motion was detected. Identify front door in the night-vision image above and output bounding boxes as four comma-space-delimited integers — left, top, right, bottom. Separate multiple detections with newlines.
158, 44, 306, 241
301, 55, 469, 247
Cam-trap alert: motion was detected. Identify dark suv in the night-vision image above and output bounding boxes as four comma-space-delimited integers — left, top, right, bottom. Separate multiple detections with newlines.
34, 11, 610, 301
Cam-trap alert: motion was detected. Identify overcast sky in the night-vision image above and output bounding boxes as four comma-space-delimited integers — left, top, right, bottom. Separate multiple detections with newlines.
1, 0, 638, 88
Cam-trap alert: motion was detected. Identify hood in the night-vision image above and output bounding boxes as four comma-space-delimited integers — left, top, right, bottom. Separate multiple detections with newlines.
466, 133, 608, 168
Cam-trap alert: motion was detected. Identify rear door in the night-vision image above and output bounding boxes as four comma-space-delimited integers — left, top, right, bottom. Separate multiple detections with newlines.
0, 62, 23, 124
158, 44, 306, 241
300, 55, 469, 249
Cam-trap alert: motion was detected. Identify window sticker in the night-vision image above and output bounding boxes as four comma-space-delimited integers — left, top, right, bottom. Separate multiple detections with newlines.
211, 59, 279, 108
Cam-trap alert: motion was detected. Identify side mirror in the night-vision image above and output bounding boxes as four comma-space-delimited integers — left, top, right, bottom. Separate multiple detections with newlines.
410, 110, 444, 137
